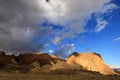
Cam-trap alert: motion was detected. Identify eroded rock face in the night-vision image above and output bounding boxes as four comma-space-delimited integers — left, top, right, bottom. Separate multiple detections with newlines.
0, 51, 17, 68
0, 51, 116, 74
66, 52, 115, 75
50, 61, 83, 71
0, 51, 6, 56
16, 53, 62, 66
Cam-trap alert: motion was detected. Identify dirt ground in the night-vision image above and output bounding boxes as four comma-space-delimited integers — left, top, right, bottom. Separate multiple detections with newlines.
0, 72, 120, 80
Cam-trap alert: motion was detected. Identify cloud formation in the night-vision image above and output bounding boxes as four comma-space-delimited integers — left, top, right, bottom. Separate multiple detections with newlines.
54, 44, 74, 59
95, 18, 108, 32
115, 37, 120, 41
109, 65, 120, 68
0, 0, 117, 57
94, 3, 118, 32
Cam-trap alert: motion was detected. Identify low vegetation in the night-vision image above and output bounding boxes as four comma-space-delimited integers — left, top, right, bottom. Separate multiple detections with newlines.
0, 71, 120, 80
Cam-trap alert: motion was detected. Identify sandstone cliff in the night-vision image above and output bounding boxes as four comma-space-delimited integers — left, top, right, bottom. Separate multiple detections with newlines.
66, 52, 115, 75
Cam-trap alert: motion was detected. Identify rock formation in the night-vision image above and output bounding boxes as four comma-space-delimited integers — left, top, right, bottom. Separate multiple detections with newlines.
0, 51, 17, 68
0, 51, 116, 75
66, 52, 115, 75
50, 61, 82, 70
0, 51, 63, 73
16, 52, 62, 66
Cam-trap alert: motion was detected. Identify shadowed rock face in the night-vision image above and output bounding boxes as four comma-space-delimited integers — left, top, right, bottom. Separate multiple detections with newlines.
0, 51, 62, 70
69, 52, 79, 57
0, 51, 63, 73
67, 52, 115, 75
0, 51, 6, 57
16, 53, 62, 66
0, 51, 17, 68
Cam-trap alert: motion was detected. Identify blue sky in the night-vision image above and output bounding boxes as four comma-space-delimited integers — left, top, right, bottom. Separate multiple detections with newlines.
0, 0, 120, 66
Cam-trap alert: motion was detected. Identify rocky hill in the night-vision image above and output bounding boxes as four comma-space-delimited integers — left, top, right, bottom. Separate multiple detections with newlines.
66, 52, 115, 75
0, 51, 116, 75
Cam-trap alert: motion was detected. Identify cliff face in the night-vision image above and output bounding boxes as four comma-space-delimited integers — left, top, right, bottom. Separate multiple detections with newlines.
0, 51, 17, 66
66, 52, 115, 75
0, 51, 63, 66
16, 53, 62, 66
0, 51, 116, 75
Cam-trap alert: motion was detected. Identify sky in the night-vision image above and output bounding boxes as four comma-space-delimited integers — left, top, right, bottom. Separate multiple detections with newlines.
0, 0, 120, 66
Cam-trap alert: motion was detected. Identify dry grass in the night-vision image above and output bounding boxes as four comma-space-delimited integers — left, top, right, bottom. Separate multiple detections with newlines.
0, 71, 120, 80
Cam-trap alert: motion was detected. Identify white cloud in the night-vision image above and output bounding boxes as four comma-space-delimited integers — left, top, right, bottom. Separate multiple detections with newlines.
94, 3, 118, 33
39, 0, 110, 24
53, 36, 61, 45
54, 43, 75, 58
49, 50, 54, 53
38, 0, 113, 44
114, 37, 120, 41
109, 65, 120, 68
95, 18, 108, 32
96, 3, 118, 15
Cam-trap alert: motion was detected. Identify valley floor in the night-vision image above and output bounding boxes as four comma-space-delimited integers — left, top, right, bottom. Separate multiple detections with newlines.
0, 72, 120, 80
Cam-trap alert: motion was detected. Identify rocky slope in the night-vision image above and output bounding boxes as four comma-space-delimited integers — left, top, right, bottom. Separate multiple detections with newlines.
0, 51, 116, 75
67, 52, 115, 75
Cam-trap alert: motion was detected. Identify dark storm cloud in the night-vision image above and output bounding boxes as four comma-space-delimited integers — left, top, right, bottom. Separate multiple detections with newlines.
0, 0, 46, 54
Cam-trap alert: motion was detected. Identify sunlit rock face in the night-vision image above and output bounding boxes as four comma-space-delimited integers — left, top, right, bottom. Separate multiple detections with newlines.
66, 52, 115, 75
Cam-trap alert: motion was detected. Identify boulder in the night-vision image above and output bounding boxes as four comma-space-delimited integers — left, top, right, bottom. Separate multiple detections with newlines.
66, 52, 115, 75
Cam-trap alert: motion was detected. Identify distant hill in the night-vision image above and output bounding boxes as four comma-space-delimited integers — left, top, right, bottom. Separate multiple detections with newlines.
113, 68, 120, 74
